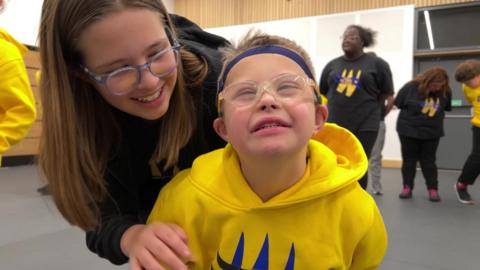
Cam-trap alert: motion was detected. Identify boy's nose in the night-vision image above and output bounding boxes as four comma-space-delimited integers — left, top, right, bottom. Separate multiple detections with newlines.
256, 89, 279, 110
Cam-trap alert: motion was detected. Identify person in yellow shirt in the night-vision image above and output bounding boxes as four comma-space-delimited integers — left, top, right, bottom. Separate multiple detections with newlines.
148, 31, 387, 269
0, 0, 37, 165
453, 59, 480, 204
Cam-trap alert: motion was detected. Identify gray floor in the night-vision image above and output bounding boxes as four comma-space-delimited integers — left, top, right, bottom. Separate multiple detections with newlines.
0, 165, 479, 270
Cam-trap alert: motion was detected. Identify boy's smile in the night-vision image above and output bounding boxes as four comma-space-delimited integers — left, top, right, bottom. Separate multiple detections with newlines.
251, 116, 291, 135
214, 53, 326, 159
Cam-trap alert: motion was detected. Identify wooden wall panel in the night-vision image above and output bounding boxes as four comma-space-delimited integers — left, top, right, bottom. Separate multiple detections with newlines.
175, 0, 477, 28
3, 138, 39, 156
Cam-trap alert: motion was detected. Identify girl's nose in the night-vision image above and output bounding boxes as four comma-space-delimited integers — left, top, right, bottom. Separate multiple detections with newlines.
137, 67, 160, 91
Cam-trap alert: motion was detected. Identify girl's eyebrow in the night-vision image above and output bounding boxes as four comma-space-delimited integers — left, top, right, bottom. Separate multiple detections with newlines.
94, 37, 170, 72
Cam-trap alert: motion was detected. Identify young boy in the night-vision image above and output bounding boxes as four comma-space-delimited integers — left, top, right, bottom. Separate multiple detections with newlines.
454, 59, 480, 204
148, 31, 387, 269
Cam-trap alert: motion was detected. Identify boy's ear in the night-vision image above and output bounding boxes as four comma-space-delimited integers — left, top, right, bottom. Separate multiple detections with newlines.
213, 117, 229, 142
314, 105, 328, 132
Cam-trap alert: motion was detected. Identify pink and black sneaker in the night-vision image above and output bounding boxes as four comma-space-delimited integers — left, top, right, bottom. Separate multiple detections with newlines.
428, 189, 441, 202
399, 185, 412, 199
454, 182, 475, 205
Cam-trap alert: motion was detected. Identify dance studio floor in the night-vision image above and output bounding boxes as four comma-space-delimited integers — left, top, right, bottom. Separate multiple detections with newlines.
1, 165, 479, 270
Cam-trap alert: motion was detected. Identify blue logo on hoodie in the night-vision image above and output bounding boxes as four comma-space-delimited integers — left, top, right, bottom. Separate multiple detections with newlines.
212, 232, 295, 270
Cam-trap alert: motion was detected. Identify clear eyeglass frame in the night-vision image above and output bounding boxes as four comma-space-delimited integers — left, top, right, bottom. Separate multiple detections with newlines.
217, 74, 319, 110
82, 41, 182, 96
340, 34, 361, 41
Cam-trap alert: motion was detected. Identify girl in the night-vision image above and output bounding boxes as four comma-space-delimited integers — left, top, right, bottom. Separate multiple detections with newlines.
38, 0, 228, 269
395, 67, 452, 202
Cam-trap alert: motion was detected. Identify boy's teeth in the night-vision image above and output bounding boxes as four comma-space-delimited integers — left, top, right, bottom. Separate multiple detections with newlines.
261, 123, 280, 129
135, 90, 160, 102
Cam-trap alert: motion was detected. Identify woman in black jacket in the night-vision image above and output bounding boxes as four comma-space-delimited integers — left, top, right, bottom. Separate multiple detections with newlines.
38, 1, 228, 269
395, 67, 452, 202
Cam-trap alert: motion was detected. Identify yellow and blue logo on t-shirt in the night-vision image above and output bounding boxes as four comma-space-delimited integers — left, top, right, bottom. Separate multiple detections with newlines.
335, 69, 362, 97
420, 97, 439, 117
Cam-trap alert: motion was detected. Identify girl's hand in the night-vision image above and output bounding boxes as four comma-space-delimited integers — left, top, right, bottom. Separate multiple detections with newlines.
121, 223, 193, 270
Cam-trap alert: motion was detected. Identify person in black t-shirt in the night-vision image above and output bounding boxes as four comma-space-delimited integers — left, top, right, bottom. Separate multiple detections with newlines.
319, 25, 394, 190
395, 67, 452, 202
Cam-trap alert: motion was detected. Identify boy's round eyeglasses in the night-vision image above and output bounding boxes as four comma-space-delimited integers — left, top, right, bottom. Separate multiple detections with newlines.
82, 42, 181, 96
218, 74, 319, 109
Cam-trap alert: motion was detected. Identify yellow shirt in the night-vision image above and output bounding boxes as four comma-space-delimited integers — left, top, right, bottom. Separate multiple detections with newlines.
0, 29, 37, 164
462, 84, 480, 127
148, 124, 387, 269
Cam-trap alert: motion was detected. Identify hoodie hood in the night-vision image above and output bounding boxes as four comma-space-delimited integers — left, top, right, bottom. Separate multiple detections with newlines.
170, 14, 229, 51
189, 123, 367, 209
0, 28, 28, 56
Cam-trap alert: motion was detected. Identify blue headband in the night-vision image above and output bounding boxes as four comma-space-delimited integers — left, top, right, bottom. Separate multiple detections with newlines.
218, 45, 315, 92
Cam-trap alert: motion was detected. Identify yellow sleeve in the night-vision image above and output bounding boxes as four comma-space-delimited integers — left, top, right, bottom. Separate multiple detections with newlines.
147, 170, 190, 224
462, 85, 475, 104
350, 204, 388, 270
147, 182, 171, 224
0, 48, 37, 154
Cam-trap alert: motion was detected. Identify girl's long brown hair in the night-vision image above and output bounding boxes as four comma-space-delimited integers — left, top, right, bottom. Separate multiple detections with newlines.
413, 67, 451, 99
38, 0, 204, 230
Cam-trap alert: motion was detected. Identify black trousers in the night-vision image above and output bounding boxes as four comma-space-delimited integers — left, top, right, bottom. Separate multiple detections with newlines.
399, 135, 440, 190
458, 126, 480, 185
355, 130, 379, 189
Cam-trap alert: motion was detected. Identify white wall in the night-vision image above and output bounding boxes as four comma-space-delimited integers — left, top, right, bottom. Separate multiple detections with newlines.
0, 0, 176, 46
206, 5, 415, 161
0, 0, 44, 46
1, 1, 409, 161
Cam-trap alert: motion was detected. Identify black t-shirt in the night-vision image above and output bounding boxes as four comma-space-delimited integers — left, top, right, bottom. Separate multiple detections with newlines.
319, 53, 394, 132
395, 81, 452, 139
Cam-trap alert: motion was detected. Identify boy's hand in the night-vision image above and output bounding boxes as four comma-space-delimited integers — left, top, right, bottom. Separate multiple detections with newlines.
121, 223, 193, 270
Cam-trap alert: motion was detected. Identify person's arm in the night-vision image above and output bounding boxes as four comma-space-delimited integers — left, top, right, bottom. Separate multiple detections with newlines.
444, 89, 452, 112
379, 94, 395, 116
85, 168, 192, 269
394, 83, 410, 110
0, 52, 36, 155
376, 57, 395, 115
121, 223, 191, 270
350, 204, 388, 270
462, 84, 474, 104
319, 62, 332, 96
85, 169, 142, 265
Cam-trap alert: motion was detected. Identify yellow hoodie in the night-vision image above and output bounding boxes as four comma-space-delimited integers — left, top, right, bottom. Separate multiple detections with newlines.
462, 84, 480, 128
148, 123, 387, 270
0, 29, 36, 164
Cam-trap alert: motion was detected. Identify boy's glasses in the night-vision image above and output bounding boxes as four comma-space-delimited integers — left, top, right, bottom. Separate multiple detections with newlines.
82, 42, 181, 96
218, 74, 318, 109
